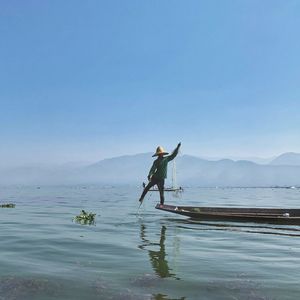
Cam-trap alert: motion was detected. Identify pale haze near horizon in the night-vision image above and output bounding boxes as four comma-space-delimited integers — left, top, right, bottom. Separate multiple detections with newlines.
1, 1, 300, 167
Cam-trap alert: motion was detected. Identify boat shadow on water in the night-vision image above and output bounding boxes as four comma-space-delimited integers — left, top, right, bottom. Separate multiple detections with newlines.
163, 217, 300, 237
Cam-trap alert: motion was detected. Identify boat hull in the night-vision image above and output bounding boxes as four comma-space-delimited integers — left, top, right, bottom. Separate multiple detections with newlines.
149, 188, 183, 192
155, 204, 300, 225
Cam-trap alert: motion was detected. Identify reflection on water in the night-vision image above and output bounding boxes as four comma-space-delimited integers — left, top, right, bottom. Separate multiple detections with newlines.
139, 224, 179, 280
166, 218, 300, 237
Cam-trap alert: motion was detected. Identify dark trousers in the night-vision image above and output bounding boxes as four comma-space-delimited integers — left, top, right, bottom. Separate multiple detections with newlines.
139, 178, 165, 205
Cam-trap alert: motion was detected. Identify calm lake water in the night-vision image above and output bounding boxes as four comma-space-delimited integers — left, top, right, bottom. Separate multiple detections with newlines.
1, 186, 300, 300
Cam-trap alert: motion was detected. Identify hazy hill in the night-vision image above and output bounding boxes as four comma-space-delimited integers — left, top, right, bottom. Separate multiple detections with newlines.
270, 152, 300, 166
1, 153, 300, 186
83, 153, 153, 184
79, 154, 300, 187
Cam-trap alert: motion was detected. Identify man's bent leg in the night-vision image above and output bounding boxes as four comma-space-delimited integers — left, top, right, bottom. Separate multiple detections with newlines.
139, 180, 156, 203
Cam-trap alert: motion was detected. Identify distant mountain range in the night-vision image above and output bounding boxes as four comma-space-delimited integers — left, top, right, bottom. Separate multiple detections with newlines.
269, 152, 300, 166
1, 152, 300, 186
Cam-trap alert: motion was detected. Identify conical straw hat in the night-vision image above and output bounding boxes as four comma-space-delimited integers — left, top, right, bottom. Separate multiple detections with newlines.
152, 146, 169, 157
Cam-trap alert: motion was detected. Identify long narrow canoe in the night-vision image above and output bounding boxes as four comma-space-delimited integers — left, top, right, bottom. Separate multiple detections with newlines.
155, 204, 300, 225
149, 187, 184, 192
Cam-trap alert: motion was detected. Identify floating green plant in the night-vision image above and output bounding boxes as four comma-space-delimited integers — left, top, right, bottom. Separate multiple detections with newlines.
74, 210, 96, 225
0, 203, 16, 208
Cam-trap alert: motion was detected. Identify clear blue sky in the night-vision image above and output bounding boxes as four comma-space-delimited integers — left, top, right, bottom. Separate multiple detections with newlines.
1, 0, 300, 165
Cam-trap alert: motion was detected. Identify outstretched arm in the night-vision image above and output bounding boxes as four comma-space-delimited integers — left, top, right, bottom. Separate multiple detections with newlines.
167, 142, 181, 162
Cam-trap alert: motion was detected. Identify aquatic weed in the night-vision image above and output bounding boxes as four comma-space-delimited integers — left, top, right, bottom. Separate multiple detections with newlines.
0, 203, 15, 208
74, 210, 96, 225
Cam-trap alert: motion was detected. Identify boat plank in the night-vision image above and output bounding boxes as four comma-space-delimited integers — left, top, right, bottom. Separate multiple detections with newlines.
155, 204, 300, 225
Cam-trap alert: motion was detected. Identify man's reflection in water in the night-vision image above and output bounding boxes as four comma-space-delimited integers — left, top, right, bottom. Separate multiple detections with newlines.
139, 224, 179, 280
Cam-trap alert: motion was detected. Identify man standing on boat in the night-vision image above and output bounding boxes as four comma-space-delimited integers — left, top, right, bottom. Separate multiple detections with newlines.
138, 142, 181, 205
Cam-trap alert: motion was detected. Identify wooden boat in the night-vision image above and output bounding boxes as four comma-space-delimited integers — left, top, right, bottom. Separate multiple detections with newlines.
149, 186, 184, 192
155, 204, 300, 225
